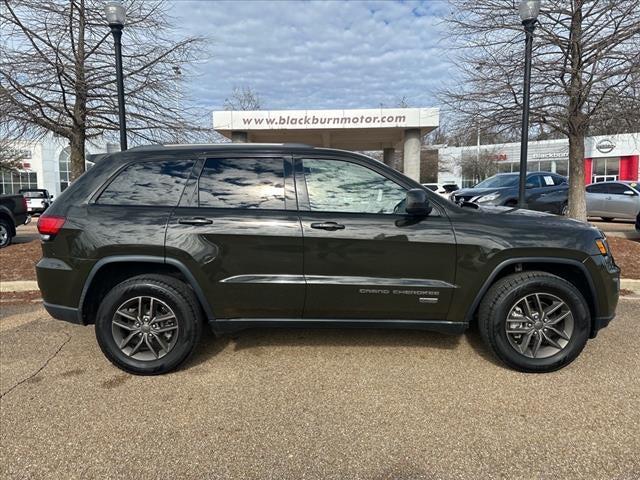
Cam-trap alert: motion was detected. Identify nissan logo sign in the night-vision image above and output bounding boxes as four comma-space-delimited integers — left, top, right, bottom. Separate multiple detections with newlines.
596, 138, 615, 154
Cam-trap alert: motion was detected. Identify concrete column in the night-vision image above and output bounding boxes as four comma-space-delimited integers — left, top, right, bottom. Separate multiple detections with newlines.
383, 148, 395, 168
231, 131, 248, 143
403, 128, 421, 182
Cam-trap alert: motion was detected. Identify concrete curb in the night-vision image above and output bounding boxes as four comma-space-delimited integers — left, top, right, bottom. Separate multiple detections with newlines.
1, 281, 39, 293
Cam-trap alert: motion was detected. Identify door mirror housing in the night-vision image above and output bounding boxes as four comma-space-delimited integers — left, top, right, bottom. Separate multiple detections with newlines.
623, 190, 636, 196
405, 189, 432, 216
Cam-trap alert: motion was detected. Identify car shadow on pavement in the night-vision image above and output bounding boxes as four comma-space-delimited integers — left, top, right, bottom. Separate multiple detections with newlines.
463, 324, 504, 368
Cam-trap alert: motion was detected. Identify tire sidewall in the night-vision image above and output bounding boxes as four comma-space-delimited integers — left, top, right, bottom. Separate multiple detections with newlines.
0, 219, 11, 248
489, 277, 590, 371
95, 280, 199, 374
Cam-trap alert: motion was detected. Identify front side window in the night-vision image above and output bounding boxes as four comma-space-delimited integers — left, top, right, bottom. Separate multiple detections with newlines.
98, 160, 193, 206
608, 183, 632, 195
199, 158, 285, 209
302, 159, 406, 214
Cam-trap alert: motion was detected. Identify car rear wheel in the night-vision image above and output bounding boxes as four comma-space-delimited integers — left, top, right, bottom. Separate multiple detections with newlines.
95, 274, 203, 375
0, 219, 12, 248
478, 271, 590, 373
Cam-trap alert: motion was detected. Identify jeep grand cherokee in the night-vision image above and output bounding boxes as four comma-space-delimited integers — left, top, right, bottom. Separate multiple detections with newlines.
36, 144, 620, 374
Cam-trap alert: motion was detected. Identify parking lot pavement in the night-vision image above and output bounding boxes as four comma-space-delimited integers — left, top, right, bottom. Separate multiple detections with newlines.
1, 300, 639, 480
590, 218, 639, 239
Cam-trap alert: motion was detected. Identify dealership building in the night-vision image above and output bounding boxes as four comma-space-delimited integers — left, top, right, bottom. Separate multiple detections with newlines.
0, 133, 117, 197
438, 132, 639, 188
1, 108, 638, 195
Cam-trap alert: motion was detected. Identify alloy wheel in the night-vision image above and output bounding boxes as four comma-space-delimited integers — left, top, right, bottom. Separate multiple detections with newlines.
505, 293, 574, 359
0, 224, 8, 246
111, 296, 179, 361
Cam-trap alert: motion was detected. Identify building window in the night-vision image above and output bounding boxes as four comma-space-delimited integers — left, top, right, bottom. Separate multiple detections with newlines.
59, 147, 71, 192
592, 157, 619, 183
0, 169, 37, 194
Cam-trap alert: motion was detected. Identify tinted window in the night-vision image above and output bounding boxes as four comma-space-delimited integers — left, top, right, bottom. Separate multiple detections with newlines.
609, 183, 633, 195
303, 159, 406, 214
552, 175, 567, 186
526, 175, 543, 188
475, 174, 518, 188
586, 183, 608, 193
98, 160, 193, 206
199, 158, 285, 209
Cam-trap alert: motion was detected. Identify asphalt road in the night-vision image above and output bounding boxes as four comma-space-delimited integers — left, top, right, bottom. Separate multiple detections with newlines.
1, 299, 638, 479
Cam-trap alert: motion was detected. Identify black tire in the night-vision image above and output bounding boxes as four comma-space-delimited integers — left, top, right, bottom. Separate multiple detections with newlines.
95, 274, 203, 375
601, 217, 614, 222
0, 218, 13, 248
478, 271, 590, 373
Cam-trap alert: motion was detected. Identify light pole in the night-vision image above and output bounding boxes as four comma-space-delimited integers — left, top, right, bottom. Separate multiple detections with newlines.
517, 0, 540, 208
105, 1, 127, 151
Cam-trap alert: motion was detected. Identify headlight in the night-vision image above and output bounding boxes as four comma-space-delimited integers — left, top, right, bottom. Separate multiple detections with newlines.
476, 192, 501, 203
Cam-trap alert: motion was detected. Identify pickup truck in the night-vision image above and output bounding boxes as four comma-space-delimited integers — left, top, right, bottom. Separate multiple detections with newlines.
0, 194, 30, 248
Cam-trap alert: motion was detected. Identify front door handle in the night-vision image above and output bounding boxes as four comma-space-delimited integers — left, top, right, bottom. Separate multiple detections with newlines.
310, 221, 345, 231
178, 217, 213, 226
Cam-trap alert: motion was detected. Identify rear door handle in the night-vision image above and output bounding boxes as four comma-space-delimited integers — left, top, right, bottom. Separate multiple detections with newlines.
310, 221, 345, 231
178, 217, 213, 226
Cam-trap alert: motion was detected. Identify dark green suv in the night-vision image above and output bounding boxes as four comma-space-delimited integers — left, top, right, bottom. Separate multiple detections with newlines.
36, 144, 620, 374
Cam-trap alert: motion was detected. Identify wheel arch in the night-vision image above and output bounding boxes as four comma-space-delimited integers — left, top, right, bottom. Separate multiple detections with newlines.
79, 255, 214, 325
466, 257, 597, 331
0, 210, 17, 236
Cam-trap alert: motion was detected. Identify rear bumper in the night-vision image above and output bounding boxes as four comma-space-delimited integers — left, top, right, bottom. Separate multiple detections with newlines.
43, 301, 82, 324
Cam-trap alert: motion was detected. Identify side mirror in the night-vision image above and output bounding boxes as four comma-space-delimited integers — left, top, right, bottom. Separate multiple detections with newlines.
623, 190, 636, 196
405, 189, 432, 216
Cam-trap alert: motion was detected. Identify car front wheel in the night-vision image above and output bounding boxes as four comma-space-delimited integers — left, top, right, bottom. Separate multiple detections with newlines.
95, 274, 203, 375
478, 271, 590, 373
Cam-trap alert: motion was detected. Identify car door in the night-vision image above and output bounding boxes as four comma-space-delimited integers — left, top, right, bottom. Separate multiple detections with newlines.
605, 183, 639, 219
528, 174, 568, 214
586, 183, 610, 217
165, 155, 305, 319
295, 155, 457, 321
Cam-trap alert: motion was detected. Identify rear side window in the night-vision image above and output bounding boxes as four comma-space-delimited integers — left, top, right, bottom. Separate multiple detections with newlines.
98, 160, 193, 206
199, 158, 285, 209
586, 183, 608, 193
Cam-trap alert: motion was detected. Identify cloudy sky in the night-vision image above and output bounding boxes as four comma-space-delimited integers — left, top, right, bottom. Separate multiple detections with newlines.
169, 0, 455, 111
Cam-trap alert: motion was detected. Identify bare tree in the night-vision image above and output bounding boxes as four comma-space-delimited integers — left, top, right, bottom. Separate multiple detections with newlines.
441, 0, 640, 220
458, 148, 500, 186
1, 0, 207, 181
223, 86, 262, 111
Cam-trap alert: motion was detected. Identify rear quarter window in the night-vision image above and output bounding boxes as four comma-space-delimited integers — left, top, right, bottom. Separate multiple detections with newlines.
97, 160, 194, 206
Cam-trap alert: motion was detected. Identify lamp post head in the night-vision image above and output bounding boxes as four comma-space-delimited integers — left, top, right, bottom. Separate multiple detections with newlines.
519, 0, 541, 23
105, 1, 126, 28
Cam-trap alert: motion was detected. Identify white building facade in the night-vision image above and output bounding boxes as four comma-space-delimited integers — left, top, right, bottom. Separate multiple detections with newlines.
439, 132, 640, 188
0, 134, 117, 197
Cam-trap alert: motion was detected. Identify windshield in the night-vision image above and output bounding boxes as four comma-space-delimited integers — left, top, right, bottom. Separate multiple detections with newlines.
21, 191, 46, 198
475, 174, 518, 189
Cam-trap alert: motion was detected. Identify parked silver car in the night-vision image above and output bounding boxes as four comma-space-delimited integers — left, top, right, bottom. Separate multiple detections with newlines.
586, 181, 640, 221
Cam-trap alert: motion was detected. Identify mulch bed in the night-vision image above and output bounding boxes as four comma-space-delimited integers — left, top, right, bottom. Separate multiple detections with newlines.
607, 237, 640, 280
0, 239, 40, 282
0, 290, 42, 305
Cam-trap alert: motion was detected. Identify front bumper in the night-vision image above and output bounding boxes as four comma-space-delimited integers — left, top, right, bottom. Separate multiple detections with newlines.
43, 301, 82, 324
586, 253, 620, 338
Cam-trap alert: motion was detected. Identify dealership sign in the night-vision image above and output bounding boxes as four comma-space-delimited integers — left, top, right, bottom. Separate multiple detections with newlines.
596, 138, 616, 154
213, 108, 439, 131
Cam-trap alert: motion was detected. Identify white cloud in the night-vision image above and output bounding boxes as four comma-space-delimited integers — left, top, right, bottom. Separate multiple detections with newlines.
170, 0, 455, 111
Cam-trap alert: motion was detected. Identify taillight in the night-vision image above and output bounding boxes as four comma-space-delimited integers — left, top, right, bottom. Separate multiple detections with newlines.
22, 196, 28, 211
37, 215, 66, 236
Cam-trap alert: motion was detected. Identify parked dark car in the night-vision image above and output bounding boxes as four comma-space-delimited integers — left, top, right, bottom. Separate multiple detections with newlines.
636, 212, 640, 232
452, 172, 569, 215
0, 193, 29, 248
19, 188, 54, 215
36, 144, 619, 375
585, 181, 640, 222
